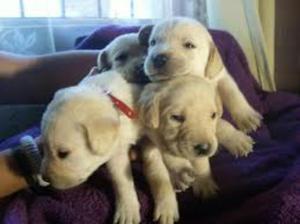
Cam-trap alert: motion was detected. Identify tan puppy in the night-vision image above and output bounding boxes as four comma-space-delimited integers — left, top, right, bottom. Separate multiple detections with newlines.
98, 32, 180, 224
138, 17, 262, 133
98, 33, 183, 224
41, 71, 142, 224
139, 76, 254, 202
87, 33, 149, 84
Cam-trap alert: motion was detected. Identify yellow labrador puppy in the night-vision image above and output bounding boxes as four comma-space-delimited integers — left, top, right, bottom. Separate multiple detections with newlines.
41, 70, 142, 224
138, 17, 262, 133
86, 33, 149, 84
139, 76, 254, 224
41, 33, 182, 224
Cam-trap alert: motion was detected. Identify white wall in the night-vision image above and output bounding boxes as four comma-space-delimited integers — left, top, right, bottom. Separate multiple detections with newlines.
207, 0, 259, 81
207, 0, 276, 90
259, 0, 275, 77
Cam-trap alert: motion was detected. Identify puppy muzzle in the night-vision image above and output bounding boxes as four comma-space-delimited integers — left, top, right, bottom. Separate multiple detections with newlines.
194, 143, 211, 156
152, 54, 169, 69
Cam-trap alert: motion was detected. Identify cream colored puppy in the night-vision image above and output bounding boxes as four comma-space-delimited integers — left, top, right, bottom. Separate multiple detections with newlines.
74, 33, 178, 224
86, 33, 149, 84
139, 76, 254, 199
41, 71, 142, 224
138, 17, 262, 133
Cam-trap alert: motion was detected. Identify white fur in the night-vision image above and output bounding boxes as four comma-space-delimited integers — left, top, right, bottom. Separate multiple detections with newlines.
41, 71, 142, 224
137, 18, 260, 200
140, 17, 262, 133
139, 75, 255, 209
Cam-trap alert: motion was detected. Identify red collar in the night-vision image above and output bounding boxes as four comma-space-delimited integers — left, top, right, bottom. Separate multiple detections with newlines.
102, 89, 137, 119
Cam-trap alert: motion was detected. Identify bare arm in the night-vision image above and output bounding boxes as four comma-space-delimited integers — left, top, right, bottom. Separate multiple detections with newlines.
0, 50, 99, 104
0, 149, 28, 198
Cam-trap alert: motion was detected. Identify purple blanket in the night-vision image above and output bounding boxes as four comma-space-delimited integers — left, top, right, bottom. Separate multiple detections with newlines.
1, 25, 300, 224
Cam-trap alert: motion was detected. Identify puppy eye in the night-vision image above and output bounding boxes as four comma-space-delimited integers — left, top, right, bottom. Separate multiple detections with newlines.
171, 115, 185, 123
184, 42, 196, 49
57, 150, 70, 159
211, 112, 217, 119
115, 53, 128, 61
150, 39, 156, 46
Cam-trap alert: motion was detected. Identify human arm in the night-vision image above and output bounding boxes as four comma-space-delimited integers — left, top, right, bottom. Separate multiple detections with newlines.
0, 148, 28, 198
0, 50, 99, 104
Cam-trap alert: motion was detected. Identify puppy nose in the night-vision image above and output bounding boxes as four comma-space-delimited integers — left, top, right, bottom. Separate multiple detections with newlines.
194, 144, 211, 156
152, 54, 168, 69
41, 173, 51, 183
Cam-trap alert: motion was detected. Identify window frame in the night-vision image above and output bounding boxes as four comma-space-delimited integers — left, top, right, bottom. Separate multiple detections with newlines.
0, 0, 142, 19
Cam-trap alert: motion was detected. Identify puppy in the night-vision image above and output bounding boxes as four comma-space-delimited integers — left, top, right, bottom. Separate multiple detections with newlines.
87, 33, 149, 84
138, 17, 262, 133
98, 32, 180, 224
41, 70, 142, 224
88, 32, 181, 224
139, 76, 254, 200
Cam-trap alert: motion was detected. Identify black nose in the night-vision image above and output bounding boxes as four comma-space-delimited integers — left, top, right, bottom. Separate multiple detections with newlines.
152, 54, 168, 69
42, 174, 51, 183
194, 144, 210, 155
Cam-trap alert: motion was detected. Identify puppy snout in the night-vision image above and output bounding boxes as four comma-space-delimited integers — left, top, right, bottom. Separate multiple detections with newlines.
152, 54, 169, 69
41, 165, 52, 183
41, 173, 51, 183
194, 143, 211, 156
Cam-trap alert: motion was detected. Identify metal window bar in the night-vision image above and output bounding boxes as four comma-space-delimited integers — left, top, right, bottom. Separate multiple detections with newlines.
19, 0, 25, 17
130, 0, 134, 18
61, 0, 66, 17
97, 0, 102, 17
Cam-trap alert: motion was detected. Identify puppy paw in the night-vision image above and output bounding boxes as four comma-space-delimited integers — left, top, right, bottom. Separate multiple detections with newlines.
114, 198, 141, 224
192, 176, 218, 199
154, 194, 179, 224
232, 107, 263, 133
169, 166, 196, 192
226, 131, 254, 158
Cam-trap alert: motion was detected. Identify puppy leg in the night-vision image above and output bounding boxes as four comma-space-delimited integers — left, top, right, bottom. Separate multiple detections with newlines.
218, 74, 262, 133
191, 157, 218, 198
142, 140, 179, 224
162, 152, 195, 192
107, 151, 140, 224
217, 119, 254, 157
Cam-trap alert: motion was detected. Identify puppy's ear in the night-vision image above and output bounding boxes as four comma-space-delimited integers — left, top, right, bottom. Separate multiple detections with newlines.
97, 50, 112, 72
204, 42, 224, 81
81, 116, 119, 155
138, 84, 161, 129
138, 25, 154, 47
215, 93, 223, 117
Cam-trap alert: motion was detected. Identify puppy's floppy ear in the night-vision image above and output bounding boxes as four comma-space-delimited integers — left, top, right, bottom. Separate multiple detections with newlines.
204, 42, 224, 81
138, 25, 154, 47
81, 116, 119, 155
215, 93, 223, 117
97, 50, 112, 72
138, 84, 161, 129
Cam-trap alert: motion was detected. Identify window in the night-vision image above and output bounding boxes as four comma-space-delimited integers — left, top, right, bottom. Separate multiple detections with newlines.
0, 0, 206, 55
0, 0, 171, 19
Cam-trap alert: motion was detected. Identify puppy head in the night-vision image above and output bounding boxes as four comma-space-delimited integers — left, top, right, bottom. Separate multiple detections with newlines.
139, 76, 222, 160
40, 86, 119, 190
142, 17, 224, 82
97, 33, 150, 84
